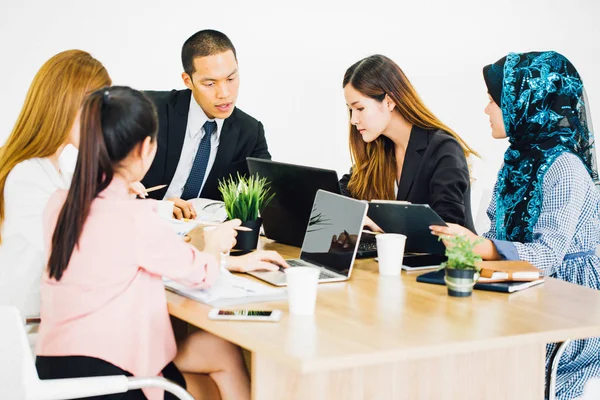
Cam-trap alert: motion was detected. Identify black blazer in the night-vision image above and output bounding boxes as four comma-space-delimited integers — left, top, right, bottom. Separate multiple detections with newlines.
340, 126, 475, 231
142, 89, 271, 200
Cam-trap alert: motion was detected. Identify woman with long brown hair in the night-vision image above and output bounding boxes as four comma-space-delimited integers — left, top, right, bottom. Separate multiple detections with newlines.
0, 50, 111, 318
341, 54, 478, 230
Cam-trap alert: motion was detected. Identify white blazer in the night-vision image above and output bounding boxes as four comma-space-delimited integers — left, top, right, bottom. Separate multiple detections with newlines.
0, 157, 71, 318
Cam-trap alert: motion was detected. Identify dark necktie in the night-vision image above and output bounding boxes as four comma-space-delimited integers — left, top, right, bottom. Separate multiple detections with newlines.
181, 120, 217, 200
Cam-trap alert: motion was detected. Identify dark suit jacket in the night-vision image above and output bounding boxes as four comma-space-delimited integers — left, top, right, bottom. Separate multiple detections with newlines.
340, 126, 475, 231
142, 89, 271, 200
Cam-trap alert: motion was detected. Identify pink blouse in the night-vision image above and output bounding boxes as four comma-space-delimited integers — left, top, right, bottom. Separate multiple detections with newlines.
36, 177, 219, 400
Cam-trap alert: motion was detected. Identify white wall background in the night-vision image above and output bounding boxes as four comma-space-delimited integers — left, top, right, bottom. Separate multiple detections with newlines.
1, 0, 599, 197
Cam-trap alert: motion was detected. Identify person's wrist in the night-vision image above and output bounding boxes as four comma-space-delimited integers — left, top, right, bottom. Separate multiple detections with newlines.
224, 256, 237, 271
203, 243, 221, 260
476, 239, 493, 260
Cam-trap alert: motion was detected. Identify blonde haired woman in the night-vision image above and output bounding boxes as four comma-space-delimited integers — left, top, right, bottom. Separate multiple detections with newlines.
0, 50, 111, 318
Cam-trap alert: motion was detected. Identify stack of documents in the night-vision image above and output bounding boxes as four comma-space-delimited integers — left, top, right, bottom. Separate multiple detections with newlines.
417, 269, 544, 293
188, 198, 228, 223
167, 218, 200, 237
165, 198, 227, 236
164, 268, 287, 307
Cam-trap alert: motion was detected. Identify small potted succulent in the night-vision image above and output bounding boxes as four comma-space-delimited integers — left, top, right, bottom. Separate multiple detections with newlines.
440, 235, 482, 297
218, 173, 274, 251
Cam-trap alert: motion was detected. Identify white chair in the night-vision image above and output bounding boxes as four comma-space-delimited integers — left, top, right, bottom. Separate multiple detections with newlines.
25, 317, 41, 356
547, 340, 571, 400
0, 306, 194, 400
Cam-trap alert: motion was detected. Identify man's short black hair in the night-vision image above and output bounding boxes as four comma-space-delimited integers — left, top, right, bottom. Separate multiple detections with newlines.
181, 29, 237, 76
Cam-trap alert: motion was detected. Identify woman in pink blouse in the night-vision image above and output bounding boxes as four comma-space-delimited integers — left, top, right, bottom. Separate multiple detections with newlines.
36, 86, 250, 400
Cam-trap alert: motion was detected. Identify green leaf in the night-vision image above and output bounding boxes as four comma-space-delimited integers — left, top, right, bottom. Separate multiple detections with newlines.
438, 234, 483, 271
217, 172, 275, 221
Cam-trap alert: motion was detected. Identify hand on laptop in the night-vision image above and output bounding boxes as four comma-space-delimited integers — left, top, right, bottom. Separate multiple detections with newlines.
227, 250, 290, 272
363, 216, 383, 233
168, 197, 197, 220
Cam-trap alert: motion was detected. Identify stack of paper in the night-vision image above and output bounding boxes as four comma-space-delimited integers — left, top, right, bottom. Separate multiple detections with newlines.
167, 218, 200, 237
188, 198, 228, 223
417, 269, 544, 293
165, 197, 227, 236
164, 268, 287, 307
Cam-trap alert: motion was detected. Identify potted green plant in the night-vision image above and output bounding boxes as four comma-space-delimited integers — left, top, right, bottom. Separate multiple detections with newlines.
218, 173, 274, 251
440, 235, 482, 297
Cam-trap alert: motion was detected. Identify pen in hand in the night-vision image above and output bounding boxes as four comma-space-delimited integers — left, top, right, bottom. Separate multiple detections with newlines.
145, 184, 167, 194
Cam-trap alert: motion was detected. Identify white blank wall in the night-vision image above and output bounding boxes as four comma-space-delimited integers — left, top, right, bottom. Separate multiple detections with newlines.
1, 0, 599, 190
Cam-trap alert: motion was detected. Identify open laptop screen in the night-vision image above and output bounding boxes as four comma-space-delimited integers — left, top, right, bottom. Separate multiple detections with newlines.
299, 190, 367, 276
246, 157, 341, 247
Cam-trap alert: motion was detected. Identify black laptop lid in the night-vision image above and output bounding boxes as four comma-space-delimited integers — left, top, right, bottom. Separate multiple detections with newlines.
246, 158, 341, 246
367, 203, 448, 255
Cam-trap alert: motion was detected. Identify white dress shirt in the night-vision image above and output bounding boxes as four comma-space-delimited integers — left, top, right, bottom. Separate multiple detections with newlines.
164, 98, 224, 199
0, 157, 71, 318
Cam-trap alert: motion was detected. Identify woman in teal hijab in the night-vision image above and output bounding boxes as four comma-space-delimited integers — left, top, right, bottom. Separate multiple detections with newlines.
432, 51, 600, 399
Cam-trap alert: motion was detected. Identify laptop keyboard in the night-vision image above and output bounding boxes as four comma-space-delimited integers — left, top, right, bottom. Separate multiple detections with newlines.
287, 260, 338, 280
287, 259, 308, 267
358, 241, 377, 252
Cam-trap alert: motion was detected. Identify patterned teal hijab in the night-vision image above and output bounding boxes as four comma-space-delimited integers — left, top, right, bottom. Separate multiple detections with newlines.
483, 51, 598, 242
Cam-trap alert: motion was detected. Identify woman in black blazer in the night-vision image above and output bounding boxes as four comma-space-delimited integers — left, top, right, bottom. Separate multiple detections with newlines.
341, 55, 477, 231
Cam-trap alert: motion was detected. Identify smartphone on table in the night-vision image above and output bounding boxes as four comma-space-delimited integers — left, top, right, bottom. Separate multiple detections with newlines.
208, 309, 282, 322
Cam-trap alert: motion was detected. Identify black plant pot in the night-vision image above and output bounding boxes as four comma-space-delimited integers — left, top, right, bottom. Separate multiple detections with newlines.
445, 268, 477, 297
233, 218, 262, 251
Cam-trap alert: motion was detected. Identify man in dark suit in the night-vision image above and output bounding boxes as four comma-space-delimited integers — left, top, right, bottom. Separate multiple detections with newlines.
142, 30, 271, 218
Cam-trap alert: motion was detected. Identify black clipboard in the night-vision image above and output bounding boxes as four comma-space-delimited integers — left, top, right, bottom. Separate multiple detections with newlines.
367, 202, 447, 255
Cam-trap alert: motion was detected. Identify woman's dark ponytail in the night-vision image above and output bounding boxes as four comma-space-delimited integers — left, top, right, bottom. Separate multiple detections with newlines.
48, 87, 157, 280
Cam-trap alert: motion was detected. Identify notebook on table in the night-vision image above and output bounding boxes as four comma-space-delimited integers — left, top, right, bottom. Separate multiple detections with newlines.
476, 261, 541, 283
416, 269, 545, 293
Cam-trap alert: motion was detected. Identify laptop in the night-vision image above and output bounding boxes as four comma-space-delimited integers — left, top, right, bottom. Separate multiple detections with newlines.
246, 157, 376, 257
247, 190, 368, 286
246, 158, 342, 247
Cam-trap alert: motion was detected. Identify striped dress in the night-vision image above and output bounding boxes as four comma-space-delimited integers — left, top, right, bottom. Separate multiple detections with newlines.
483, 152, 600, 399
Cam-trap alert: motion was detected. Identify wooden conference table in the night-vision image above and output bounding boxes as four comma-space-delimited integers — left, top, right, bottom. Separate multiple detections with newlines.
167, 238, 600, 400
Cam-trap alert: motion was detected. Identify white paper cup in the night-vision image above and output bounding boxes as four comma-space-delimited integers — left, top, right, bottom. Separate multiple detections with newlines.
156, 200, 174, 219
376, 233, 407, 276
285, 267, 320, 315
